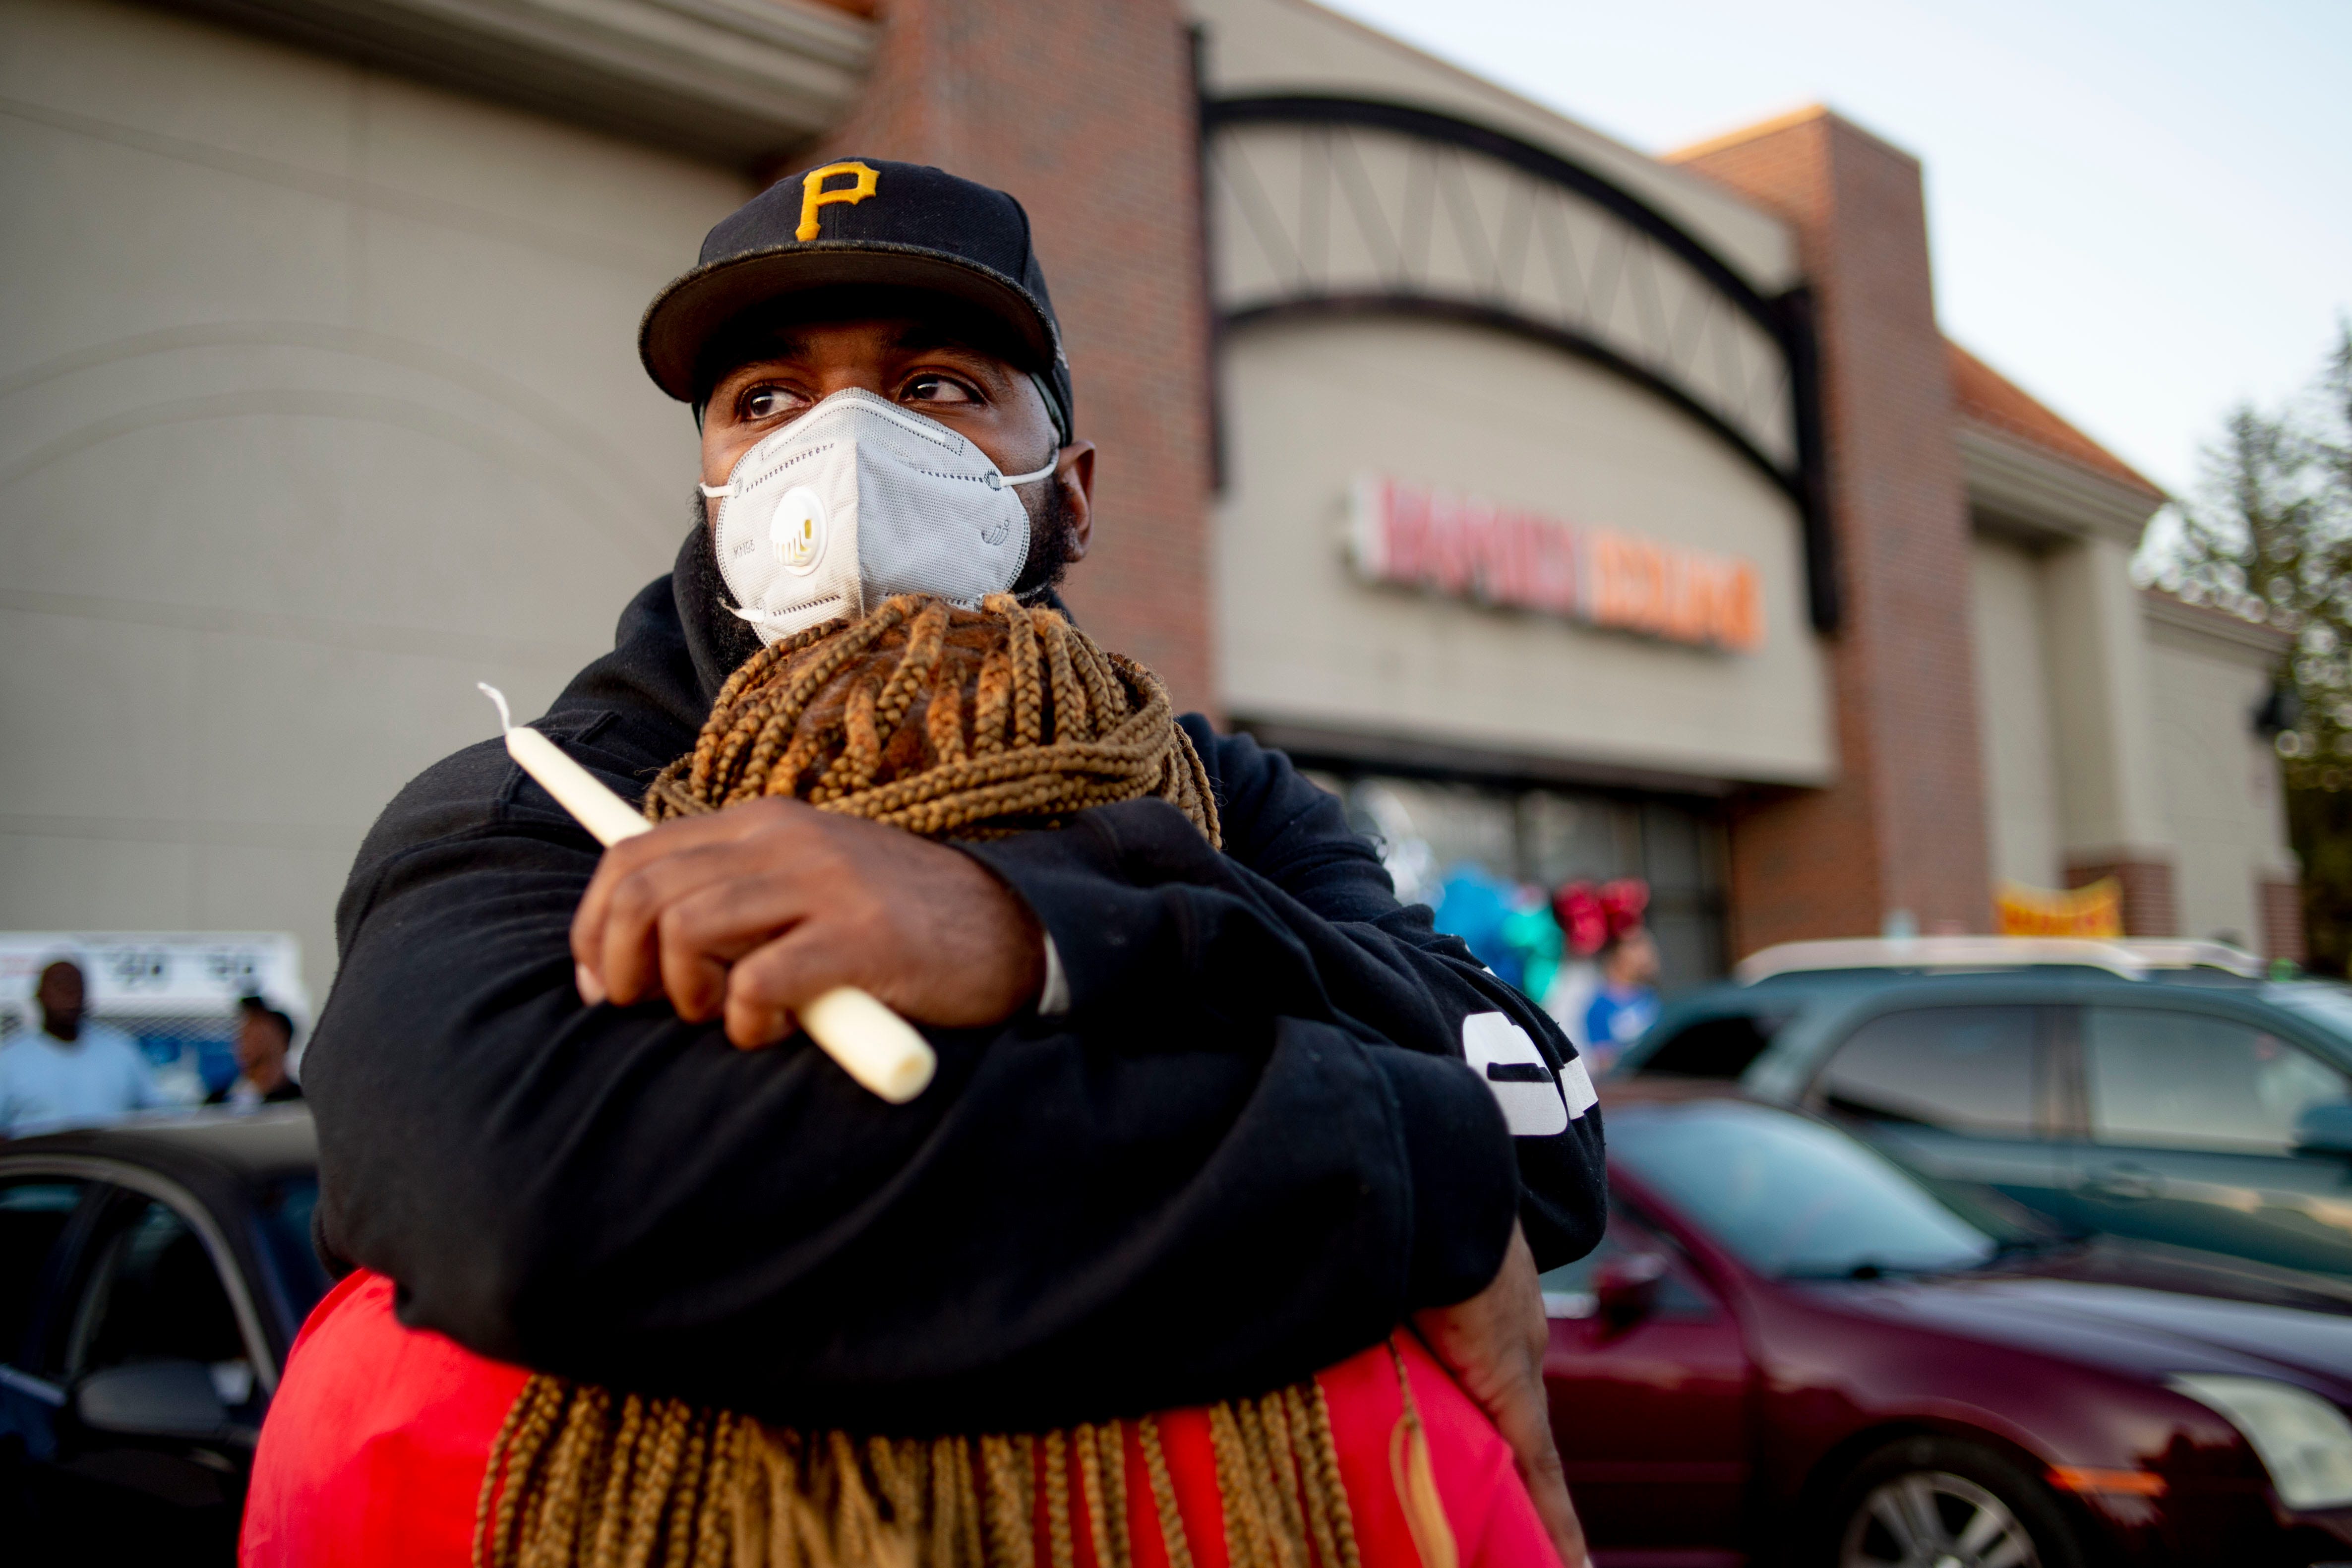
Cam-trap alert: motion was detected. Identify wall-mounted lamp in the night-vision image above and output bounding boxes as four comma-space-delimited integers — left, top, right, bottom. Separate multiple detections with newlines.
2253, 680, 2303, 739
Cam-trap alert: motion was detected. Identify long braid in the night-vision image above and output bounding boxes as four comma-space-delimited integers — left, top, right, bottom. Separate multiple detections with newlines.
1043, 1431, 1076, 1568
476, 597, 1377, 1568
1291, 1385, 1357, 1568
590, 1394, 649, 1568
657, 1413, 708, 1568
978, 1434, 1030, 1568
644, 595, 1219, 847
1072, 1424, 1122, 1568
1136, 1419, 1193, 1568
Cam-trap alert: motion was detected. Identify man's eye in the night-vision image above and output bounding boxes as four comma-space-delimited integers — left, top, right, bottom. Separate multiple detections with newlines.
742, 387, 803, 421
905, 375, 978, 406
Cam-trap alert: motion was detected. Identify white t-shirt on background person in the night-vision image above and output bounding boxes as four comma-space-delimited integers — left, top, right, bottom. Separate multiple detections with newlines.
0, 1021, 171, 1137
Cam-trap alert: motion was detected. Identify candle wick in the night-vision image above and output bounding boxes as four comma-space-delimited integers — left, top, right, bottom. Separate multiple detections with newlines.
477, 682, 515, 735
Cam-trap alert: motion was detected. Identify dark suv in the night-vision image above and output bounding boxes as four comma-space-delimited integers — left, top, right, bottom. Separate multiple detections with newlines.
1625, 969, 2352, 1284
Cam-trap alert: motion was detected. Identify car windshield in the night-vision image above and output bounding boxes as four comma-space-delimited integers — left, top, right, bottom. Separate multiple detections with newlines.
2266, 984, 2352, 1048
1612, 1100, 2000, 1278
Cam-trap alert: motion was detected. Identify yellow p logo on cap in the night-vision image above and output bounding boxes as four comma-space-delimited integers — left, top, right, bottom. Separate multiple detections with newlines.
796, 161, 881, 241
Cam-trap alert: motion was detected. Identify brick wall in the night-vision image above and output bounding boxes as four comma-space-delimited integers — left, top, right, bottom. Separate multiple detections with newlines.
1672, 110, 1992, 954
796, 0, 1218, 715
2261, 875, 2306, 963
2063, 858, 2178, 938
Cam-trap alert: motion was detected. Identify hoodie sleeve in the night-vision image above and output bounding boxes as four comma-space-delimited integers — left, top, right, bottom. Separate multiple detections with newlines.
960, 719, 1605, 1276
304, 719, 1529, 1433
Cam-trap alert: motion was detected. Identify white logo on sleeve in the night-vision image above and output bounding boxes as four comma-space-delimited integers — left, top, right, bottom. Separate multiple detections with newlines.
1461, 1012, 1586, 1136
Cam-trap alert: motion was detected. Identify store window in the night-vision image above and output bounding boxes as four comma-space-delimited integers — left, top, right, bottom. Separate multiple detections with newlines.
1303, 768, 1728, 1010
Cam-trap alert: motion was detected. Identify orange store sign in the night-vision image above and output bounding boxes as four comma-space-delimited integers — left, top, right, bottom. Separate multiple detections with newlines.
1347, 475, 1763, 653
1995, 878, 2123, 939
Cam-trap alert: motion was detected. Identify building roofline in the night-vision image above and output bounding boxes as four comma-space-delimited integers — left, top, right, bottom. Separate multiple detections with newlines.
1662, 102, 1924, 172
2142, 588, 2292, 659
1946, 339, 2163, 501
1197, 0, 1801, 293
1251, 0, 1724, 181
158, 0, 873, 167
1960, 426, 2164, 548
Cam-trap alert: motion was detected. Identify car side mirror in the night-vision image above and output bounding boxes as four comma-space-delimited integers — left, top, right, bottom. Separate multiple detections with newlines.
1593, 1252, 1669, 1332
75, 1360, 231, 1439
2294, 1102, 2352, 1159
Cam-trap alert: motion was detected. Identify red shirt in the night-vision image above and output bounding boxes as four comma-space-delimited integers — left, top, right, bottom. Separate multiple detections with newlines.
243, 1270, 1557, 1568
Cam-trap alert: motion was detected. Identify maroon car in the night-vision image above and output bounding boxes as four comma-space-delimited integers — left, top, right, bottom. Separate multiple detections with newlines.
1547, 1091, 2352, 1567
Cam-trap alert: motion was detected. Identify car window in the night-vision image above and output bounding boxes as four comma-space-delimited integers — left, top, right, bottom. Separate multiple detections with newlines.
70, 1197, 260, 1414
2266, 985, 2352, 1047
1636, 1012, 1788, 1079
0, 1177, 87, 1372
1538, 1206, 1716, 1320
256, 1175, 326, 1319
1613, 1102, 1997, 1278
2085, 1007, 2352, 1154
1814, 1006, 2042, 1136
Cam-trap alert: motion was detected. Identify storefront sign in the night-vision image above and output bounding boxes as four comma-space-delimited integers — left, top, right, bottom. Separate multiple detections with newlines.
1994, 879, 2123, 939
0, 931, 308, 1021
1348, 475, 1764, 652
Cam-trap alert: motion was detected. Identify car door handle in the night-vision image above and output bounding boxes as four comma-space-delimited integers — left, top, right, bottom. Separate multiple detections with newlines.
2079, 1162, 2164, 1202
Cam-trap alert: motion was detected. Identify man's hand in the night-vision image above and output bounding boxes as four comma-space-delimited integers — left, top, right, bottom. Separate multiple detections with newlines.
1411, 1222, 1591, 1568
571, 798, 1045, 1047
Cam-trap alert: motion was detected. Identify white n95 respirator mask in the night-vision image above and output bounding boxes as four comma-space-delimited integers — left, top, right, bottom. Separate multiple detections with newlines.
698, 387, 1056, 644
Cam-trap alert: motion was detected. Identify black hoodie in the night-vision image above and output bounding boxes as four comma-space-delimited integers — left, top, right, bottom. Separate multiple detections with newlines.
304, 529, 1604, 1433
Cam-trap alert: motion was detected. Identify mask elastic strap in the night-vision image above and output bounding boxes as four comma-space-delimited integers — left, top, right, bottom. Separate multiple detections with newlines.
989, 459, 1059, 490
699, 482, 734, 500
1029, 371, 1071, 446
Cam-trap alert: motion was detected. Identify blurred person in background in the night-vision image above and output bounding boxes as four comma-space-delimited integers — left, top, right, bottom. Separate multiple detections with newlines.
0, 958, 169, 1137
1546, 879, 1650, 1056
1582, 923, 1662, 1073
206, 995, 303, 1107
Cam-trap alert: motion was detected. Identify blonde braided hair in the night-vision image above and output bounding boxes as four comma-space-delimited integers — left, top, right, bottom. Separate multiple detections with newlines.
476, 594, 1377, 1568
640, 592, 1219, 847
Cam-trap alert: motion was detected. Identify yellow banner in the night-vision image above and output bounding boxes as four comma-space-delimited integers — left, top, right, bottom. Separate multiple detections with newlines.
1995, 878, 2123, 938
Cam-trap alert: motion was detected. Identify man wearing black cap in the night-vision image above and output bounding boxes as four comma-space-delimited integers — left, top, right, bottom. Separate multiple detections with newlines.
277, 159, 1603, 1564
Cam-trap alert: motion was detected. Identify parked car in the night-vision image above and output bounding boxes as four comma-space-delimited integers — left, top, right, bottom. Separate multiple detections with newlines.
0, 1106, 322, 1564
1621, 937, 2270, 1085
1730, 935, 2271, 987
1548, 1089, 2352, 1566
1620, 958, 2352, 1281
1615, 972, 1876, 1081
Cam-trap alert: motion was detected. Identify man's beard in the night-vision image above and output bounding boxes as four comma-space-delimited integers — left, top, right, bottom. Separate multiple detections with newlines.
1010, 475, 1081, 602
690, 475, 1081, 666
690, 488, 767, 677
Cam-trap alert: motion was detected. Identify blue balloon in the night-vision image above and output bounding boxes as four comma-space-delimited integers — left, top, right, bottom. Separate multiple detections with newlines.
1432, 864, 1523, 990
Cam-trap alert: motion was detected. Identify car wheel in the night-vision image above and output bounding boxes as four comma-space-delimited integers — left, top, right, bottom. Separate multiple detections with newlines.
1821, 1437, 2083, 1568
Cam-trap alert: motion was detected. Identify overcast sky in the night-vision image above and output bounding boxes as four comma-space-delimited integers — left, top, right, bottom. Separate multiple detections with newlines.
1320, 0, 2351, 499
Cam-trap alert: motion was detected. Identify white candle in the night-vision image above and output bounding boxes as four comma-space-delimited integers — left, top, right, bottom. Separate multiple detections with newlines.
479, 685, 937, 1104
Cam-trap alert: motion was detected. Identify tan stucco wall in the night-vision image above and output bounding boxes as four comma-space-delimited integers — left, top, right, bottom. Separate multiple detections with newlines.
0, 0, 750, 1000
1215, 314, 1831, 784
1969, 533, 2064, 888
1969, 519, 2297, 941
2041, 535, 2170, 862
2145, 610, 2297, 946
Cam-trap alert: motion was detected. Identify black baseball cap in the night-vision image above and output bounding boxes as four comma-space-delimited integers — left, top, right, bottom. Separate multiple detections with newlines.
639, 157, 1074, 441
